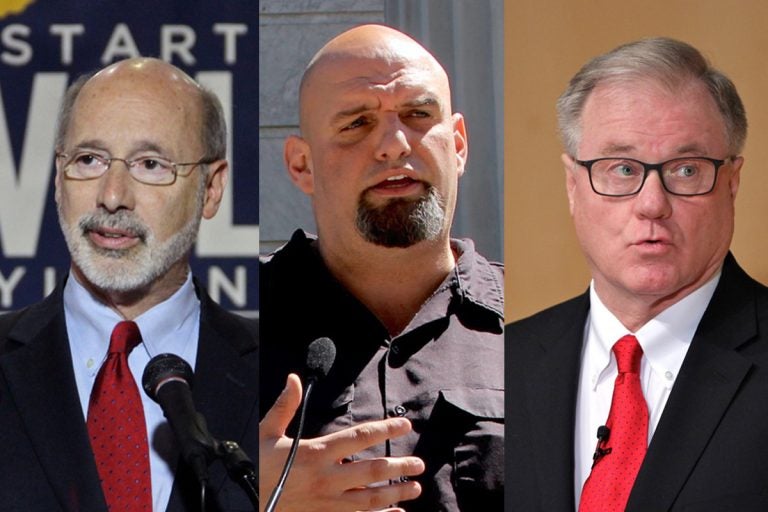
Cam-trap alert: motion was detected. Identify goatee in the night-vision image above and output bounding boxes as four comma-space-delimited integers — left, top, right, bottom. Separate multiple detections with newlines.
355, 185, 445, 248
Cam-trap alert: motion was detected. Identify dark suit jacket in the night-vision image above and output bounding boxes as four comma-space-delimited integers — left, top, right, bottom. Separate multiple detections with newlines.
0, 277, 258, 512
507, 253, 768, 511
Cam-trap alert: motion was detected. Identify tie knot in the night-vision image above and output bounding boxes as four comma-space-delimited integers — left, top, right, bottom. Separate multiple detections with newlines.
613, 335, 642, 374
109, 320, 142, 355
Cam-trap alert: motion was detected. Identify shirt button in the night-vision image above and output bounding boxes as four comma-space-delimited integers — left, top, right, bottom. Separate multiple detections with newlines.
86, 358, 95, 369
391, 345, 400, 355
394, 405, 407, 416
665, 371, 674, 381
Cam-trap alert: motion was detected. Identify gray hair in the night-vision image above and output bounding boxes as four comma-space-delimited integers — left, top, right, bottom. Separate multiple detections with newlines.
55, 72, 93, 150
55, 69, 227, 163
556, 37, 747, 156
198, 87, 227, 162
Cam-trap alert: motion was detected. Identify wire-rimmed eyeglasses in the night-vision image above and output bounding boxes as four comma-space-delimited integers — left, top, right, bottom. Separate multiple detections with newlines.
56, 151, 213, 186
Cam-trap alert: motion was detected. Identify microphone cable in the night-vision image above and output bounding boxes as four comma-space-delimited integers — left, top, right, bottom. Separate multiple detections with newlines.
264, 337, 336, 512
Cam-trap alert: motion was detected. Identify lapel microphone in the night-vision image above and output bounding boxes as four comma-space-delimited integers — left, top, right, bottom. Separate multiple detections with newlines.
264, 337, 337, 512
592, 425, 612, 468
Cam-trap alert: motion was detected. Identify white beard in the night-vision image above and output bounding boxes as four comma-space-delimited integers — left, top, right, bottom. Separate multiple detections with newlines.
57, 181, 204, 292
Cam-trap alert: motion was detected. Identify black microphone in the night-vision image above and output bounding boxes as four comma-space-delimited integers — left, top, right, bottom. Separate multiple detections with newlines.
142, 354, 217, 485
591, 425, 612, 468
264, 337, 337, 512
305, 336, 336, 384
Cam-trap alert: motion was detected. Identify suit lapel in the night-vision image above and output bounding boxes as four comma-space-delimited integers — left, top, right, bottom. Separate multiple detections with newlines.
193, 296, 258, 486
526, 292, 589, 511
628, 256, 755, 511
0, 289, 105, 511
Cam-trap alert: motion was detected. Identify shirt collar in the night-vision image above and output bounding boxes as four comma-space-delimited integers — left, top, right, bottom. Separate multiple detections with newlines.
276, 229, 504, 336
279, 230, 505, 325
63, 270, 199, 358
399, 237, 504, 334
450, 238, 505, 318
586, 270, 721, 389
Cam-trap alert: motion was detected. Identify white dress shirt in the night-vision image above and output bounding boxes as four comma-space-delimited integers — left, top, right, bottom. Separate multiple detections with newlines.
574, 272, 721, 504
63, 271, 200, 512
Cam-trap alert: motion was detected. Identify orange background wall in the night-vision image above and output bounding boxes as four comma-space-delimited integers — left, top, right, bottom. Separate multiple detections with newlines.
504, 0, 768, 321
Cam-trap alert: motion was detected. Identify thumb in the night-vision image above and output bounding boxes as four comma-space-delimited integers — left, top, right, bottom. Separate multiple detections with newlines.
259, 373, 303, 439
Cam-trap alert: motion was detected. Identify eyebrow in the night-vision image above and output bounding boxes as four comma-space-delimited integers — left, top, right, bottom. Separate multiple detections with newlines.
402, 96, 440, 109
598, 143, 709, 157
599, 143, 636, 155
331, 95, 442, 123
332, 104, 375, 123
674, 144, 708, 155
72, 139, 171, 157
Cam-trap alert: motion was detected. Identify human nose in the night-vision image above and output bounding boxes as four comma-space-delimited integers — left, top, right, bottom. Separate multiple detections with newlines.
375, 116, 411, 162
633, 169, 672, 219
96, 158, 135, 212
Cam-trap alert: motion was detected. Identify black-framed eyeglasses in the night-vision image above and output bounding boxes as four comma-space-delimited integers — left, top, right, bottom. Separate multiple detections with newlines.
56, 151, 213, 186
574, 156, 732, 197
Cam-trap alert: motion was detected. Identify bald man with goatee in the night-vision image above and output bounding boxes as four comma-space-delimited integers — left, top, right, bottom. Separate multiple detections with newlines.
259, 24, 504, 511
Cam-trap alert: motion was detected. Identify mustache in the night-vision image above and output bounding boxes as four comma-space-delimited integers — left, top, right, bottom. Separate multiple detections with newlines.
78, 210, 149, 242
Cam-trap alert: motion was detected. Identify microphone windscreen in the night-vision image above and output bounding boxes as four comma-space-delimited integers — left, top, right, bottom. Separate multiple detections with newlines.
142, 353, 195, 401
305, 337, 336, 381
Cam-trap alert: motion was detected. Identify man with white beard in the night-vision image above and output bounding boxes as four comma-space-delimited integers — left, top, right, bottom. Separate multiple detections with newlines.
0, 58, 256, 511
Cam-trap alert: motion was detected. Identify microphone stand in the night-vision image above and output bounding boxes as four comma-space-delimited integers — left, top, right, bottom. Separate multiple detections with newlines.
190, 438, 258, 511
182, 437, 257, 511
216, 440, 259, 507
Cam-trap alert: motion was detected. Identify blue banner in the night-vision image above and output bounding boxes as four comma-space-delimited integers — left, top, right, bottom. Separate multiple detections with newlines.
0, 0, 258, 313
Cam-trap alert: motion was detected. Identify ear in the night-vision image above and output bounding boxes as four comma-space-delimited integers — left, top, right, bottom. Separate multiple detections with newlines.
452, 113, 468, 177
562, 153, 577, 215
53, 154, 63, 205
727, 156, 743, 199
284, 135, 314, 195
201, 160, 228, 219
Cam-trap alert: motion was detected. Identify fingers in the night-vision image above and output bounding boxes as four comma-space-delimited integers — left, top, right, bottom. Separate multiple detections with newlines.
259, 412, 425, 512
334, 456, 425, 490
259, 373, 303, 439
344, 480, 422, 511
318, 417, 413, 460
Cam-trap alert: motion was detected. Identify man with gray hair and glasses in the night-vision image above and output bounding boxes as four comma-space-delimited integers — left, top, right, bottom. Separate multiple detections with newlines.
0, 58, 256, 511
507, 37, 768, 511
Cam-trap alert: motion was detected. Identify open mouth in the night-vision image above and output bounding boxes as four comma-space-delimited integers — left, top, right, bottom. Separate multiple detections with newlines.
368, 175, 426, 198
633, 239, 672, 253
378, 174, 417, 188
86, 226, 142, 250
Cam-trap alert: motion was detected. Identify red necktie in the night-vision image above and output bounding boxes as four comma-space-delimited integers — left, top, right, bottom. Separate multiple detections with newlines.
87, 321, 152, 511
579, 334, 648, 512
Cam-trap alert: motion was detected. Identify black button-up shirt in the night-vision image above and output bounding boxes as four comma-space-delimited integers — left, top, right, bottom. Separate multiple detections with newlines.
260, 230, 504, 511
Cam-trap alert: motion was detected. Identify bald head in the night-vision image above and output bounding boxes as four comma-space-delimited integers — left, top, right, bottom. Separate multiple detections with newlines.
56, 57, 227, 161
298, 24, 452, 135
283, 23, 468, 255
96, 57, 199, 89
